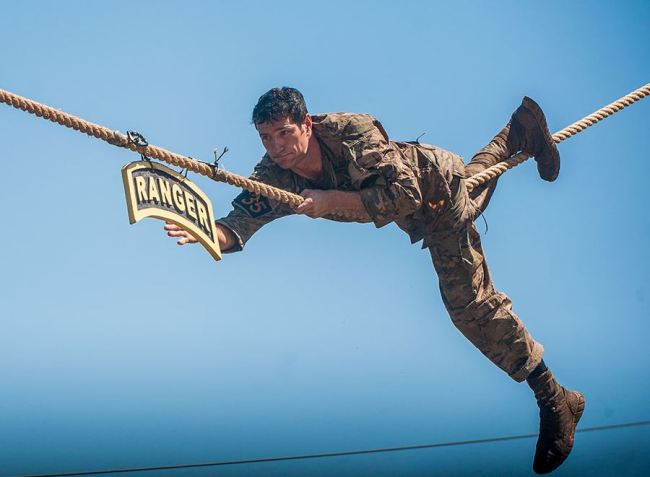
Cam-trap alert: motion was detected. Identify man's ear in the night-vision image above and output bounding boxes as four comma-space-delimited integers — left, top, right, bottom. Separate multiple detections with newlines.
302, 114, 312, 135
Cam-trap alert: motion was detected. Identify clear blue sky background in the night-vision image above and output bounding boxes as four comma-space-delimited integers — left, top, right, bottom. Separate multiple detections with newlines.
1, 1, 649, 476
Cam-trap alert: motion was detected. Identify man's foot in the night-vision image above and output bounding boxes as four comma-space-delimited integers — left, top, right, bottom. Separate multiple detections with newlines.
509, 96, 561, 182
528, 369, 586, 474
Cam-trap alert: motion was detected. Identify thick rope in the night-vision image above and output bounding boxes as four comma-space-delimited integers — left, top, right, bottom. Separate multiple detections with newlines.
465, 83, 650, 192
1, 84, 648, 201
0, 88, 304, 207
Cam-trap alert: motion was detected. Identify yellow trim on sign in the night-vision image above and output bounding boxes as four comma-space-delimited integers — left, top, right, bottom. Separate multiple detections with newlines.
121, 161, 221, 261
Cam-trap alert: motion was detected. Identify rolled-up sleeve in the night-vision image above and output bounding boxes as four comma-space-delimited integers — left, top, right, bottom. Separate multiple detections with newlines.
359, 168, 422, 228
215, 159, 295, 253
345, 120, 422, 228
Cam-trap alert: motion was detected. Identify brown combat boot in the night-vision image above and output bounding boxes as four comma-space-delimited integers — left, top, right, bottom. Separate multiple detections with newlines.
465, 97, 561, 213
528, 369, 586, 474
465, 97, 560, 181
509, 96, 561, 182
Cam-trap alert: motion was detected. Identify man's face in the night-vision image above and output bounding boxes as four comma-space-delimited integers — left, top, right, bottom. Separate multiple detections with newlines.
256, 115, 311, 170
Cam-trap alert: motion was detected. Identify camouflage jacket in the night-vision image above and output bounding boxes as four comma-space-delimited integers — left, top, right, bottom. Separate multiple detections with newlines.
216, 113, 465, 252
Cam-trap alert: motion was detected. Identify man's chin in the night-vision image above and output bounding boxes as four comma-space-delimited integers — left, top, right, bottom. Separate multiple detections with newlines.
272, 156, 293, 169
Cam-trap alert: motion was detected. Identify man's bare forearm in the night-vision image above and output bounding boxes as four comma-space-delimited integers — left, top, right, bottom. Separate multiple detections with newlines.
215, 223, 237, 250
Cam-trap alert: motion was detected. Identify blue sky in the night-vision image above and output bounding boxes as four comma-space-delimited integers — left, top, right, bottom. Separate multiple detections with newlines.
1, 1, 649, 476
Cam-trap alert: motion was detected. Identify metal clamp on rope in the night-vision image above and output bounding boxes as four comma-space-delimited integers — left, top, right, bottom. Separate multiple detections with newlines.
211, 146, 229, 179
126, 130, 151, 162
126, 130, 149, 148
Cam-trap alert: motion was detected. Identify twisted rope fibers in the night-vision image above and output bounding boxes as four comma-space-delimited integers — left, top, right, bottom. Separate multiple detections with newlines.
1, 84, 648, 201
16, 420, 650, 477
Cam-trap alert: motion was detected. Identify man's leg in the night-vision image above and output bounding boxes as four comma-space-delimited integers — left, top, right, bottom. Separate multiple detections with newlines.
464, 125, 509, 215
427, 177, 584, 474
428, 200, 543, 380
464, 124, 513, 178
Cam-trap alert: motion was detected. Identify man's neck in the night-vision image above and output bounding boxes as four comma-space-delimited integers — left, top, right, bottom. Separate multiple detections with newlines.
290, 134, 322, 181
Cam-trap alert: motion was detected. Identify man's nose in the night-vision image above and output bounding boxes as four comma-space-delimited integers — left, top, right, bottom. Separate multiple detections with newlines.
270, 137, 285, 153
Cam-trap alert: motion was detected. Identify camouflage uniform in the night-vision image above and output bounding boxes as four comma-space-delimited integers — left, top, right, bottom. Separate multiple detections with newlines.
217, 113, 543, 382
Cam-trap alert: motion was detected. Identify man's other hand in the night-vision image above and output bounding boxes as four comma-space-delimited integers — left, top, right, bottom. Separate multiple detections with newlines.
294, 189, 335, 218
164, 221, 198, 245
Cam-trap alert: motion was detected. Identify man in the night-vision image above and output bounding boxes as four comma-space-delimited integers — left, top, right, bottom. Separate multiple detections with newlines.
165, 87, 584, 474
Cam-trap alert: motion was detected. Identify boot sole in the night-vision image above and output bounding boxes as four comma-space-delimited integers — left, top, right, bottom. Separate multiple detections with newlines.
573, 391, 586, 427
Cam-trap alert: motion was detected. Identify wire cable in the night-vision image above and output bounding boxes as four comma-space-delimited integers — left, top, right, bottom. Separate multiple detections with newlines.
17, 419, 650, 477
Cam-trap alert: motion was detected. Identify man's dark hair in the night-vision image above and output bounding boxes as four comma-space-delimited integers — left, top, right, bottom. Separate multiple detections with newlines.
252, 87, 308, 125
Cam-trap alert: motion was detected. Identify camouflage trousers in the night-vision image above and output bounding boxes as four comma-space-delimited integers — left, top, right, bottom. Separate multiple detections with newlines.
427, 175, 543, 382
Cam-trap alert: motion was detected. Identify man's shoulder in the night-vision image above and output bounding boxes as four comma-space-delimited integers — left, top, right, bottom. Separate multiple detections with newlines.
312, 112, 388, 142
312, 112, 377, 129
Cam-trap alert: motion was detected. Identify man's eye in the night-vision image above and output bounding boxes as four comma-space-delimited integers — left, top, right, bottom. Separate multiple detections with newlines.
281, 130, 290, 137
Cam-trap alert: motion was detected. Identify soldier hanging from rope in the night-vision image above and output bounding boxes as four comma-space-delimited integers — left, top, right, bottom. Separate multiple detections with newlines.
164, 87, 584, 474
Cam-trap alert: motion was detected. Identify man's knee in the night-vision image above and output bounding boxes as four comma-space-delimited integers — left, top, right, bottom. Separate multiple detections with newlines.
465, 152, 500, 176
444, 289, 544, 381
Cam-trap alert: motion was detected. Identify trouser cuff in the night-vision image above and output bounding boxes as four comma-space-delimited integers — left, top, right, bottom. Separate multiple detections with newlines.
510, 341, 545, 383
